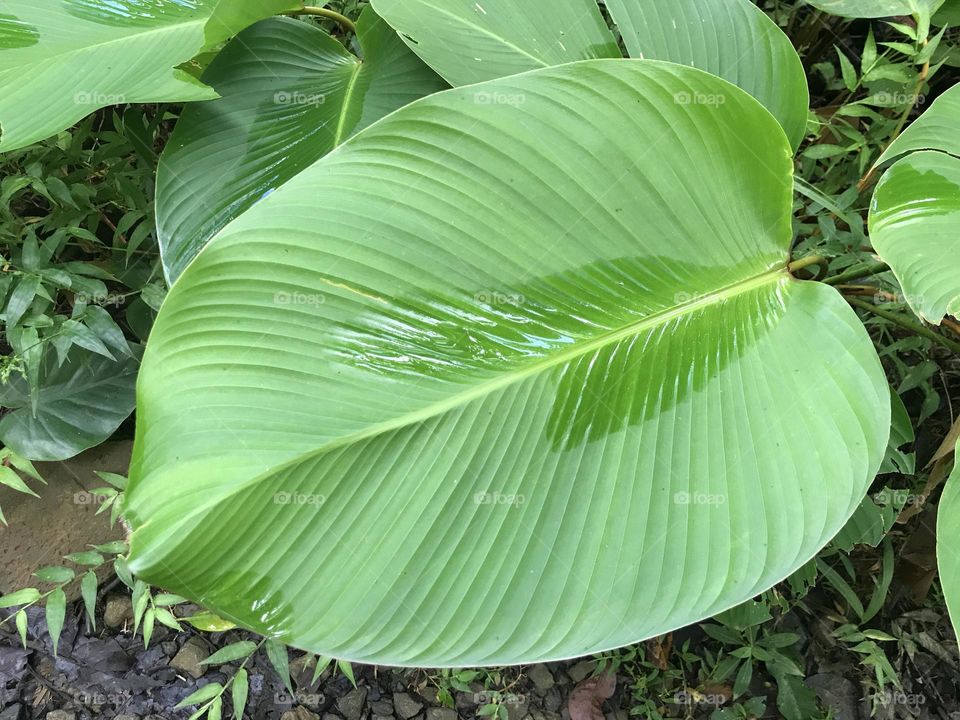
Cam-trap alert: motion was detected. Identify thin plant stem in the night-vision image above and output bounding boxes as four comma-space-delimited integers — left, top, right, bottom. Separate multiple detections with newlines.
847, 297, 960, 355
291, 6, 356, 34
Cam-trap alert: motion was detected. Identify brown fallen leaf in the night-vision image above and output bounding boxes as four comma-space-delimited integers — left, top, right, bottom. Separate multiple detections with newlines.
569, 671, 616, 720
646, 633, 673, 671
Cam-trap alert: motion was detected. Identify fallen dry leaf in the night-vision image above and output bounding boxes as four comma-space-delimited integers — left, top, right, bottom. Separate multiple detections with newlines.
569, 671, 616, 720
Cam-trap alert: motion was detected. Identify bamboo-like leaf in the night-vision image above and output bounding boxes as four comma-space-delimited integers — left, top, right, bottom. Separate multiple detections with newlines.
80, 571, 98, 631
232, 668, 249, 720
46, 587, 66, 656
126, 61, 888, 665
201, 641, 258, 666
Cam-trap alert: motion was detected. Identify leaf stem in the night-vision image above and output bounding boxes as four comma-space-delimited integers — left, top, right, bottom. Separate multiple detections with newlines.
823, 260, 889, 286
787, 254, 827, 274
847, 297, 960, 355
291, 6, 356, 34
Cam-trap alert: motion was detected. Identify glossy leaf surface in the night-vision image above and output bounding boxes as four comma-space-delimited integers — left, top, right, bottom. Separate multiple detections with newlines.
368, 0, 620, 86
877, 83, 960, 164
0, 348, 139, 461
0, 0, 300, 151
156, 9, 447, 283
605, 0, 809, 149
870, 151, 960, 323
805, 0, 944, 18
938, 444, 960, 640
126, 61, 888, 666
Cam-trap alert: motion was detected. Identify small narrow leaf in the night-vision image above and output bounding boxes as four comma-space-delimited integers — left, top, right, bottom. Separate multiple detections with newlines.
143, 608, 156, 648
0, 466, 39, 497
208, 696, 222, 720
232, 668, 249, 720
266, 639, 293, 694
176, 683, 225, 709
66, 551, 105, 567
154, 607, 183, 631
312, 655, 334, 684
46, 587, 66, 657
15, 610, 28, 648
34, 566, 75, 584
80, 571, 98, 631
0, 588, 41, 608
201, 641, 258, 666
338, 659, 357, 688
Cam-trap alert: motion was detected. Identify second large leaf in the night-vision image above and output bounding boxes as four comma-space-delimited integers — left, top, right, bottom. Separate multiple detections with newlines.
156, 10, 447, 283
126, 61, 888, 666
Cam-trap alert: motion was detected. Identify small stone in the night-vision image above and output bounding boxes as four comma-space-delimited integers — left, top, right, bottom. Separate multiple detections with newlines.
46, 712, 74, 720
394, 693, 424, 719
0, 706, 23, 720
323, 714, 343, 720
566, 661, 594, 684
337, 687, 368, 720
281, 709, 320, 720
170, 637, 209, 679
161, 641, 178, 656
543, 689, 562, 713
114, 715, 140, 720
373, 715, 393, 720
103, 595, 133, 628
527, 665, 554, 693
371, 700, 393, 716
505, 696, 528, 720
425, 708, 458, 720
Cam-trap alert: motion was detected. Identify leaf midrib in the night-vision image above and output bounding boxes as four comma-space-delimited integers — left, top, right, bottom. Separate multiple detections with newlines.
129, 263, 792, 542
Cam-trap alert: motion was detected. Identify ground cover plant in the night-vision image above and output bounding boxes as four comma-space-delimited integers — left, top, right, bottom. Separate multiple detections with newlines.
2, 0, 960, 718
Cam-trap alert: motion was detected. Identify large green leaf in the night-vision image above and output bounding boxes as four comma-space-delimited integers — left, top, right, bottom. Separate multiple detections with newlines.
805, 0, 945, 18
938, 444, 960, 639
156, 9, 447, 283
870, 151, 960, 324
604, 0, 809, 149
0, 348, 139, 461
368, 0, 620, 86
125, 61, 888, 666
877, 83, 960, 164
0, 0, 301, 151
